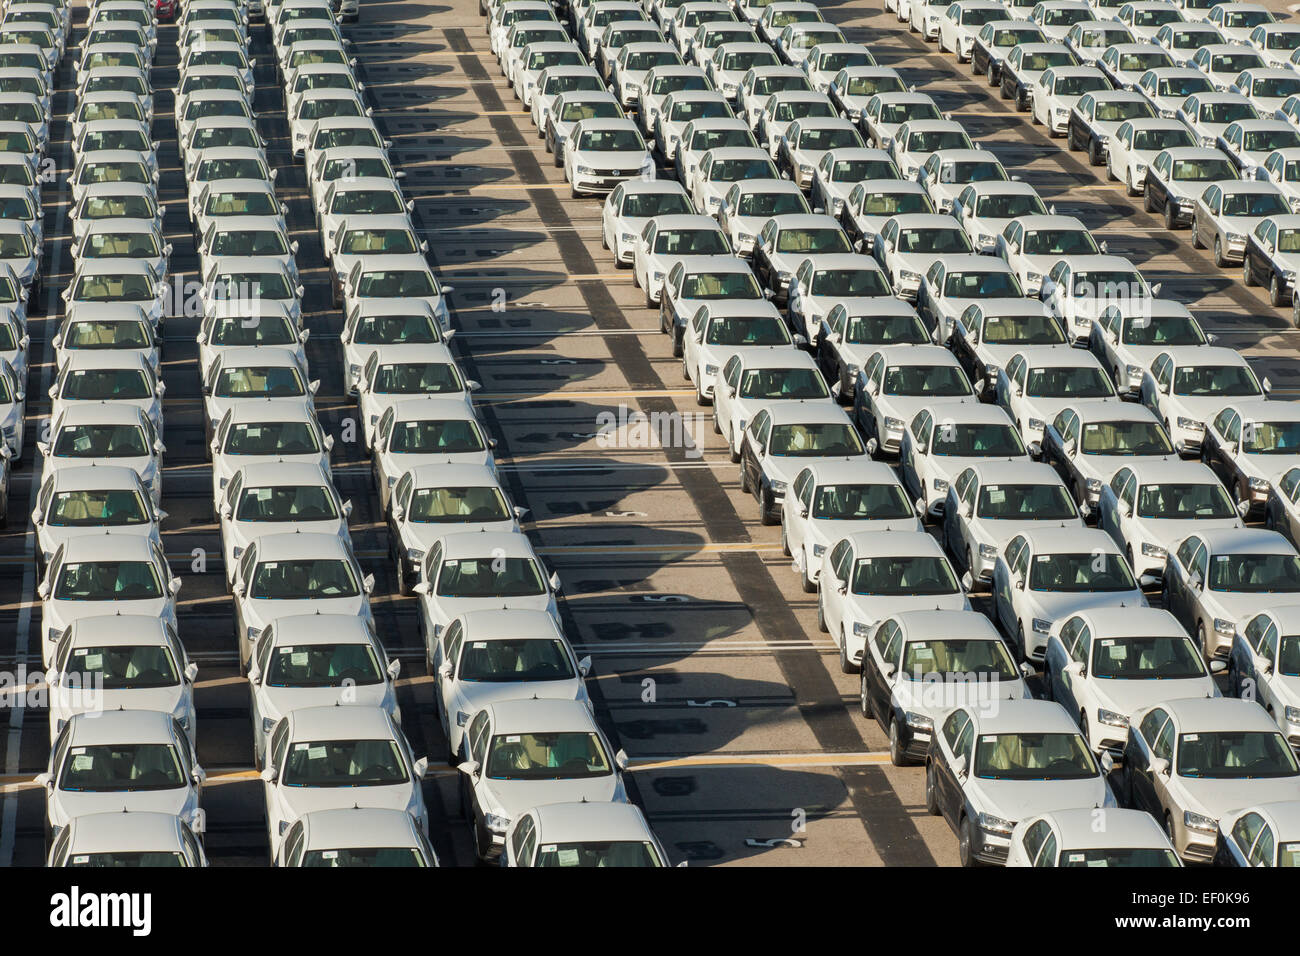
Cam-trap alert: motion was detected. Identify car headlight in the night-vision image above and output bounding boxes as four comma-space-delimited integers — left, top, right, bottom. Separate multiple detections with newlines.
812, 543, 826, 556
904, 711, 933, 731
1290, 199, 1300, 214
1183, 810, 1217, 834
1200, 135, 1216, 147
1025, 270, 1043, 285
777, 270, 794, 283
456, 710, 470, 727
799, 164, 814, 175
722, 82, 738, 95
769, 479, 787, 494
624, 83, 640, 95
883, 416, 905, 431
1032, 618, 1053, 634
1053, 107, 1068, 118
1027, 418, 1045, 432
1085, 478, 1102, 493
932, 478, 948, 493
703, 363, 718, 376
484, 812, 511, 834
261, 717, 275, 733
247, 626, 263, 643
708, 195, 722, 210
898, 269, 921, 283
406, 548, 424, 564
1249, 477, 1270, 492
1125, 363, 1143, 382
852, 621, 874, 638
737, 231, 756, 244
1134, 163, 1147, 177
977, 233, 996, 250
576, 164, 596, 176
977, 812, 1014, 836
1286, 270, 1298, 286
620, 232, 636, 244
1140, 543, 1167, 559
1157, 108, 1175, 119
1176, 417, 1204, 432
1227, 232, 1246, 245
879, 135, 893, 150
978, 543, 998, 558
1213, 617, 1235, 635
1097, 708, 1129, 728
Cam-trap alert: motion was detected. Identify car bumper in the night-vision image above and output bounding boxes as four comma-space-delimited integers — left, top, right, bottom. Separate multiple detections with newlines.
969, 827, 1011, 865
572, 172, 636, 193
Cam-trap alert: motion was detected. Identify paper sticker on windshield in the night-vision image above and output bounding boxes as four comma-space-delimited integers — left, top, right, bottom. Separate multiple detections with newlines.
557, 849, 580, 866
986, 316, 999, 323
1068, 852, 1085, 862
1037, 554, 1049, 562
540, 844, 556, 853
988, 489, 1005, 504
263, 562, 277, 571
72, 856, 89, 865
294, 742, 309, 750
321, 850, 338, 860
912, 646, 934, 660
255, 487, 272, 500
71, 754, 94, 772
1184, 733, 1199, 742
445, 559, 458, 567
981, 735, 995, 744
84, 653, 103, 669
307, 745, 326, 760
70, 747, 85, 756
1085, 424, 1098, 431
73, 648, 87, 656
472, 642, 486, 648
505, 735, 520, 742
290, 652, 308, 667
1216, 555, 1229, 562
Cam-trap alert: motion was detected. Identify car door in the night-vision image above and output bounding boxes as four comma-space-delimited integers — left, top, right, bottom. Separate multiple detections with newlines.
263, 717, 292, 837
1059, 619, 1091, 721
741, 408, 770, 492
1048, 616, 1082, 708
864, 617, 901, 725
993, 535, 1026, 636
1124, 706, 1166, 813
823, 539, 855, 636
1164, 535, 1201, 630
937, 709, 974, 829
437, 619, 465, 737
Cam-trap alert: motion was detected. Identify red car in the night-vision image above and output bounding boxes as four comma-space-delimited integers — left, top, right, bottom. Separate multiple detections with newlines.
154, 0, 176, 21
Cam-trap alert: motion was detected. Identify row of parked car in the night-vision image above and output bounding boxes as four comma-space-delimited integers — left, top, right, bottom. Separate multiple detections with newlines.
486, 0, 1300, 866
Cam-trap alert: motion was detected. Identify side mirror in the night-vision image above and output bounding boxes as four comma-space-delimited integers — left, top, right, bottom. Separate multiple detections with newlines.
259, 767, 276, 783
169, 578, 183, 595
1100, 751, 1115, 775
414, 581, 430, 596
386, 658, 402, 680
578, 655, 592, 676
1013, 575, 1025, 591
549, 571, 562, 591
1065, 659, 1085, 680
1063, 437, 1076, 457
413, 756, 429, 779
438, 661, 453, 679
952, 754, 967, 778
1189, 571, 1203, 591
457, 759, 481, 777
1149, 756, 1169, 777
362, 573, 375, 594
615, 748, 630, 771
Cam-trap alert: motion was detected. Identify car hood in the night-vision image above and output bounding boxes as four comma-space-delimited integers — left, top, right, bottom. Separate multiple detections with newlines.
283, 780, 417, 819
1025, 394, 1114, 423
1205, 589, 1300, 626
808, 515, 923, 545
489, 773, 622, 818
973, 515, 1085, 542
55, 786, 195, 822
896, 676, 1031, 718
52, 684, 186, 725
263, 682, 391, 715
1169, 393, 1260, 421
1074, 452, 1176, 481
459, 677, 584, 714
246, 594, 368, 628
849, 590, 970, 625
1131, 514, 1241, 549
426, 591, 554, 625
1239, 452, 1300, 483
1184, 775, 1300, 820
573, 149, 649, 169
1025, 587, 1146, 622
976, 774, 1109, 823
1090, 675, 1217, 718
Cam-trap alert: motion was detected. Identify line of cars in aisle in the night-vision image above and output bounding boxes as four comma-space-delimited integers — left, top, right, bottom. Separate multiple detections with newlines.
498, 0, 1300, 865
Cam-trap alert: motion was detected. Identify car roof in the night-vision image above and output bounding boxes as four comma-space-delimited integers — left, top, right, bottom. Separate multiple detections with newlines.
69, 708, 176, 745
68, 614, 170, 647
60, 350, 151, 372
1015, 345, 1107, 368
967, 459, 1064, 485
894, 608, 1000, 641
798, 458, 900, 485
938, 253, 1014, 272
485, 697, 599, 734
1068, 606, 1187, 637
1262, 605, 1300, 632
927, 400, 1016, 425
252, 531, 352, 561
60, 532, 157, 561
233, 460, 331, 487
406, 462, 501, 487
46, 463, 142, 490
650, 214, 725, 229
1228, 397, 1300, 422
216, 346, 302, 369
302, 808, 421, 849
529, 801, 654, 842
288, 704, 396, 739
764, 400, 855, 425
55, 402, 147, 425
461, 607, 563, 639
1197, 526, 1295, 553
1038, 808, 1169, 849
1070, 402, 1159, 424
889, 213, 965, 229
391, 396, 478, 421
1162, 697, 1280, 732
68, 811, 188, 854
225, 401, 317, 425
1167, 345, 1250, 367
269, 613, 374, 646
968, 697, 1083, 733
366, 343, 458, 365
678, 255, 755, 274
1020, 526, 1121, 553
732, 348, 819, 370
438, 529, 537, 559
802, 252, 883, 269
841, 529, 946, 558
872, 343, 962, 367
1124, 458, 1221, 485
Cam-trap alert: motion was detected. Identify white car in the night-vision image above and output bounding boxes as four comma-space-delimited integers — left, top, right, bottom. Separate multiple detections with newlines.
201, 257, 305, 331
786, 252, 893, 344
1123, 698, 1299, 862
1135, 66, 1213, 119
600, 179, 695, 265
1206, 2, 1274, 44
612, 41, 684, 108
341, 254, 452, 336
859, 92, 943, 151
713, 347, 833, 458
1114, 1, 1184, 42
261, 706, 428, 858
502, 802, 668, 867
218, 460, 351, 590
1097, 459, 1242, 579
70, 181, 162, 244
355, 344, 477, 448
209, 403, 333, 517
563, 117, 655, 195
1031, 65, 1113, 136
825, 66, 906, 124
1006, 808, 1179, 866
941, 459, 1082, 585
1230, 68, 1300, 118
201, 346, 315, 446
458, 699, 628, 862
1045, 607, 1221, 756
1065, 20, 1135, 65
39, 403, 162, 506
47, 811, 208, 868
371, 398, 497, 510
872, 212, 974, 300
31, 464, 161, 572
38, 711, 205, 853
530, 65, 604, 134
915, 147, 1009, 216
1215, 119, 1300, 176
801, 42, 874, 93
691, 145, 779, 214
47, 615, 196, 749
754, 89, 836, 156
633, 213, 733, 304
1203, 398, 1300, 516
915, 253, 1025, 344
1232, 606, 1300, 748
50, 352, 162, 448
782, 458, 921, 592
1248, 22, 1300, 69
673, 117, 757, 192
248, 613, 402, 769
951, 181, 1049, 253
994, 345, 1118, 450
196, 303, 306, 383
899, 400, 1030, 517
1175, 93, 1258, 150
1106, 116, 1196, 193
276, 807, 437, 867
860, 609, 1032, 766
1039, 401, 1176, 510
889, 118, 974, 178
1088, 298, 1209, 396
853, 345, 977, 458
38, 534, 180, 664
635, 63, 711, 135
1095, 43, 1173, 91
717, 177, 809, 256
809, 147, 899, 221
946, 298, 1068, 394
991, 526, 1148, 662
836, 179, 934, 255
1040, 252, 1150, 345
1138, 346, 1265, 455
998, 41, 1081, 108
338, 298, 445, 397
1189, 43, 1266, 93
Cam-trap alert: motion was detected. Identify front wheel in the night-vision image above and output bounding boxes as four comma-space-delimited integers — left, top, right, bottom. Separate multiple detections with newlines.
1271, 273, 1287, 307
889, 717, 910, 766
859, 672, 872, 718
925, 762, 941, 815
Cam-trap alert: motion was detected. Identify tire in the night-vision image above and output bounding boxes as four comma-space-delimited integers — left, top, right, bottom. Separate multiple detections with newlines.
1190, 217, 1203, 248
395, 553, 411, 596
838, 628, 858, 674
801, 549, 817, 593
739, 463, 751, 494
1144, 188, 1155, 213
728, 427, 740, 463
1272, 273, 1287, 308
859, 671, 872, 718
965, 547, 976, 583
781, 523, 791, 556
759, 488, 778, 525
1164, 201, 1178, 231
645, 282, 656, 309
986, 63, 996, 86
695, 378, 710, 407
889, 717, 910, 766
1242, 257, 1255, 286
924, 761, 941, 815
1214, 237, 1227, 268
1016, 623, 1027, 664
959, 816, 978, 867
817, 592, 828, 632
1197, 622, 1208, 658
1125, 169, 1138, 197
1088, 138, 1102, 166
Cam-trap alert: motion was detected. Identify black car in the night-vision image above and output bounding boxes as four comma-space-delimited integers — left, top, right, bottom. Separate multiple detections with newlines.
1241, 217, 1297, 306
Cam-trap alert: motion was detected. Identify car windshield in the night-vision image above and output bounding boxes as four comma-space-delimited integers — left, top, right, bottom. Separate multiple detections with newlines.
691, 128, 756, 153
215, 364, 305, 398
1029, 551, 1136, 591
68, 852, 189, 866
54, 423, 149, 458
297, 98, 362, 120
486, 731, 610, 780
1193, 104, 1255, 125
185, 99, 247, 121
845, 312, 929, 343
901, 638, 1017, 679
977, 482, 1077, 518
1243, 420, 1300, 453
84, 231, 158, 258
621, 191, 694, 217
437, 556, 544, 597
973, 732, 1097, 780
389, 418, 485, 454
973, 193, 1045, 218
192, 126, 260, 151
880, 102, 941, 124
196, 159, 265, 182
1253, 78, 1300, 98
995, 27, 1044, 46
82, 195, 156, 220
458, 638, 574, 682
65, 320, 152, 349
577, 128, 644, 151
0, 230, 30, 257
883, 364, 970, 396
769, 422, 863, 456
407, 485, 509, 523
302, 847, 427, 866
705, 315, 789, 345
712, 157, 778, 179
1079, 420, 1172, 455
212, 229, 289, 257
48, 489, 149, 527
315, 127, 382, 150
653, 228, 729, 255
236, 485, 337, 522
559, 101, 622, 122
250, 558, 360, 599
1026, 365, 1114, 397
906, 129, 970, 152
859, 191, 931, 215
735, 190, 806, 217
1121, 313, 1204, 345
979, 311, 1064, 343
58, 744, 185, 792
330, 190, 403, 215
1157, 75, 1211, 97
1095, 99, 1153, 122
670, 99, 730, 121
1268, 31, 1300, 50
1071, 269, 1144, 298
844, 75, 904, 96
63, 368, 152, 402
535, 842, 661, 866
932, 423, 1026, 457
0, 162, 34, 188
282, 739, 408, 786
941, 161, 1006, 184
1022, 228, 1098, 255
210, 315, 296, 347
810, 269, 889, 296
1209, 552, 1300, 591
61, 644, 179, 690
1091, 635, 1206, 679
1177, 731, 1298, 778
81, 130, 148, 152
1222, 190, 1290, 216
1023, 50, 1078, 67
55, 560, 163, 600
322, 157, 392, 181
1210, 53, 1263, 73
943, 271, 1022, 298
754, 74, 811, 95
812, 482, 912, 519
899, 227, 971, 253
724, 50, 778, 70
1172, 364, 1259, 396
265, 643, 383, 687
739, 367, 828, 399
1058, 847, 1180, 866
373, 362, 462, 395
1136, 481, 1234, 518
851, 555, 958, 595
1053, 75, 1110, 95
357, 270, 437, 297
204, 192, 278, 217
830, 159, 897, 183
797, 127, 861, 150
681, 271, 760, 299
225, 422, 320, 455
354, 314, 440, 345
